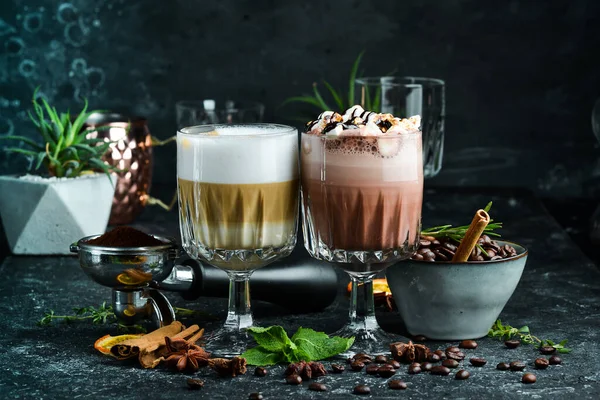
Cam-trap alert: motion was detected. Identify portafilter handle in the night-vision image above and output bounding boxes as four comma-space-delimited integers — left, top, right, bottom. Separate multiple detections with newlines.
155, 247, 339, 313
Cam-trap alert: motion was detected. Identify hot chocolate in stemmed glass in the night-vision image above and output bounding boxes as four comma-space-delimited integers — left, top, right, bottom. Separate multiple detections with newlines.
301, 106, 423, 356
177, 124, 299, 357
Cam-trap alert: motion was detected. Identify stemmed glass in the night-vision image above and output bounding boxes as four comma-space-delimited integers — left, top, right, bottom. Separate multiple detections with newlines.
355, 77, 445, 178
177, 124, 299, 357
300, 129, 423, 356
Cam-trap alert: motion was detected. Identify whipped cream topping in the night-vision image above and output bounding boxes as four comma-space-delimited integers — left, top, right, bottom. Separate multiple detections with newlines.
305, 105, 421, 136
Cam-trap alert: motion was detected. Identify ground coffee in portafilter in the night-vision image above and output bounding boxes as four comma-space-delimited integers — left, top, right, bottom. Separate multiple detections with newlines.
86, 226, 165, 247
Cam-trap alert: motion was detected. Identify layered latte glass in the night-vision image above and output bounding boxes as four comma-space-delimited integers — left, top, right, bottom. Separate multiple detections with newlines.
177, 124, 298, 356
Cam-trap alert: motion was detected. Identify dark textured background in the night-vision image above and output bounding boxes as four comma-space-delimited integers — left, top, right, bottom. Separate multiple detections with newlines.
1, 0, 600, 196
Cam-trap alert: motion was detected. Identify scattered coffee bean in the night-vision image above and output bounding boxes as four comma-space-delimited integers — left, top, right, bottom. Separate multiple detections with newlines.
346, 357, 354, 364
429, 353, 442, 363
308, 382, 327, 392
540, 346, 556, 355
366, 364, 380, 375
374, 355, 388, 364
421, 362, 433, 372
434, 349, 446, 359
510, 361, 526, 371
446, 350, 466, 361
410, 362, 421, 368
522, 373, 537, 384
469, 357, 487, 367
431, 366, 451, 376
412, 335, 427, 342
549, 355, 562, 365
387, 360, 401, 369
248, 393, 263, 400
378, 365, 397, 378
446, 346, 460, 353
504, 340, 521, 349
353, 385, 371, 395
186, 378, 204, 390
535, 358, 549, 369
353, 353, 373, 364
331, 363, 345, 373
351, 361, 365, 371
455, 369, 470, 380
442, 359, 459, 369
254, 367, 268, 377
459, 340, 478, 349
496, 362, 510, 371
408, 364, 422, 375
388, 379, 407, 390
285, 374, 302, 385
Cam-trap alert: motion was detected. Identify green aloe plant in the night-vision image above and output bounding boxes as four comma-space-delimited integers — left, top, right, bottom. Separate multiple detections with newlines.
0, 88, 120, 179
282, 51, 382, 116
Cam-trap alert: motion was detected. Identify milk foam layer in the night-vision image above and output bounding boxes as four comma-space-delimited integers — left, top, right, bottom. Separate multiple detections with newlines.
177, 125, 298, 184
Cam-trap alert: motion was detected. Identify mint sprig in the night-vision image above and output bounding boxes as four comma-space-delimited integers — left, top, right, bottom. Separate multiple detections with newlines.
241, 326, 354, 366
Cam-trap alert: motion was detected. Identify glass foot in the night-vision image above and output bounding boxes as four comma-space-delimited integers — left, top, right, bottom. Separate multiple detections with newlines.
332, 324, 397, 358
204, 327, 254, 358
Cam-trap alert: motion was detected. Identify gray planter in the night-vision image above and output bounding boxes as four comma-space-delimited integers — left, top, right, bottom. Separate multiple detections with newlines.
0, 174, 115, 255
386, 241, 528, 340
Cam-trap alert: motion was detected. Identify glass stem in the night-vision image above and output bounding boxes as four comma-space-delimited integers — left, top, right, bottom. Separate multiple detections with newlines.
348, 273, 379, 332
223, 271, 253, 331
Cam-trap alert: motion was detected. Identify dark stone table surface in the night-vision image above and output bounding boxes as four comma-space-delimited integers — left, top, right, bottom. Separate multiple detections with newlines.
1, 188, 600, 399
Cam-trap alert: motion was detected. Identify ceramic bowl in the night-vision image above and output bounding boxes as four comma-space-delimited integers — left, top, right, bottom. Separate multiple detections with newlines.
385, 240, 528, 340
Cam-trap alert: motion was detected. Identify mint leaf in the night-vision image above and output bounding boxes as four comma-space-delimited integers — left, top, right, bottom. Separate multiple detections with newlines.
246, 326, 296, 353
291, 327, 354, 361
241, 346, 286, 366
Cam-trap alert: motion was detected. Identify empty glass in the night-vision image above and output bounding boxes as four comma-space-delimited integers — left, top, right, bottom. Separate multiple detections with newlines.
177, 124, 298, 356
175, 100, 265, 128
355, 77, 445, 178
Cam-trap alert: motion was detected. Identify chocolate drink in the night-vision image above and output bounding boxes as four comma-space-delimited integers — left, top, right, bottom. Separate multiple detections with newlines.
301, 106, 423, 272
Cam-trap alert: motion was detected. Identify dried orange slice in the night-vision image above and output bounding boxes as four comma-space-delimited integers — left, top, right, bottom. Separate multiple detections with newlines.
94, 333, 144, 355
346, 278, 391, 294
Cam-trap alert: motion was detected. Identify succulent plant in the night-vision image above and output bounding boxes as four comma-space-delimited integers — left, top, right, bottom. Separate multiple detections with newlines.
0, 87, 120, 179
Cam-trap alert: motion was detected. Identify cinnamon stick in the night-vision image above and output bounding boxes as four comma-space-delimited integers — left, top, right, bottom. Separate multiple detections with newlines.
451, 209, 490, 263
138, 325, 204, 369
110, 321, 183, 359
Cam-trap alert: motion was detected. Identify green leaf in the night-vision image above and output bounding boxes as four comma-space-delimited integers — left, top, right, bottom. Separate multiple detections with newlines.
34, 151, 47, 170
518, 326, 530, 334
280, 95, 322, 110
2, 147, 39, 157
0, 135, 43, 151
558, 348, 571, 354
484, 201, 493, 213
246, 326, 295, 353
312, 83, 330, 111
291, 327, 354, 361
322, 80, 344, 111
70, 99, 90, 145
348, 50, 364, 108
41, 98, 63, 132
241, 346, 286, 366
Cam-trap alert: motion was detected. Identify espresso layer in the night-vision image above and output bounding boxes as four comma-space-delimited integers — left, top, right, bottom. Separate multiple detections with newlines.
178, 178, 298, 250
302, 179, 422, 251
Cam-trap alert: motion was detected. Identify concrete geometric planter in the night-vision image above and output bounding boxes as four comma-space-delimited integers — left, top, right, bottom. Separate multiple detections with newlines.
0, 173, 116, 255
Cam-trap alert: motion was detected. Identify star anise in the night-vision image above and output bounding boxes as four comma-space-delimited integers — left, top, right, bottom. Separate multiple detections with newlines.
164, 336, 210, 372
390, 341, 431, 364
284, 361, 327, 380
208, 357, 247, 377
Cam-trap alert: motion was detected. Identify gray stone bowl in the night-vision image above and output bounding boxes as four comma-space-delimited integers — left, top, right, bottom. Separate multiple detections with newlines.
385, 240, 528, 340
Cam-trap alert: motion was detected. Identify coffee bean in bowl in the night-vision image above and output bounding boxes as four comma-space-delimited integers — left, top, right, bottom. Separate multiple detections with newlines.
386, 235, 528, 340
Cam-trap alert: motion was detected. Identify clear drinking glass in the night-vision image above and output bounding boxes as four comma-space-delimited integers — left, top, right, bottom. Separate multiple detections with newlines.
177, 124, 299, 356
301, 131, 423, 356
355, 77, 445, 178
175, 100, 265, 129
